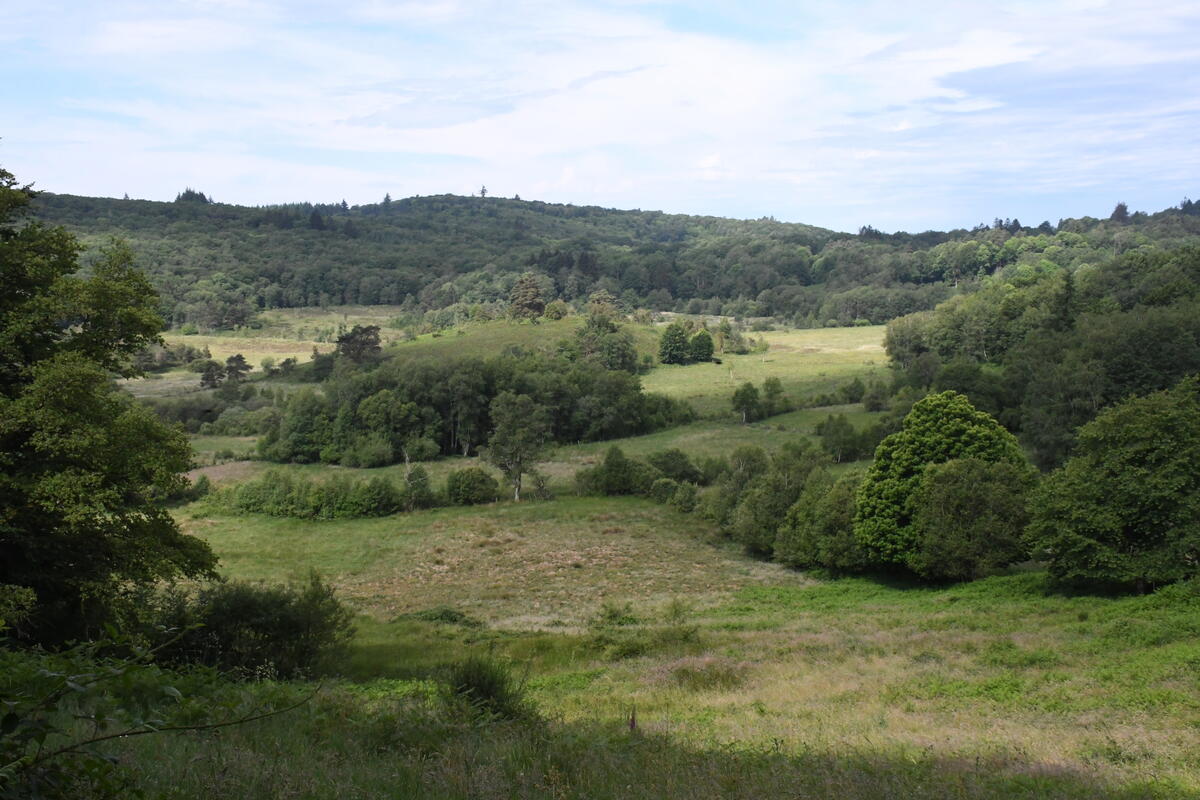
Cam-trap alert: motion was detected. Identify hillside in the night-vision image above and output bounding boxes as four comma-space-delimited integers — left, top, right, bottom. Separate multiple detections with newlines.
31, 188, 1200, 333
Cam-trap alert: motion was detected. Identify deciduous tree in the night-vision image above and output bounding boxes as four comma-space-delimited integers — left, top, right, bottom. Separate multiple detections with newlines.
482, 393, 551, 501
0, 168, 216, 642
1026, 376, 1200, 591
853, 391, 1027, 570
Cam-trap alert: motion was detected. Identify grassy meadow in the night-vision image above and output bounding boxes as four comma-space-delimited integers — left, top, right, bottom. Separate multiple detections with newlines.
162, 491, 1200, 797
104, 310, 1200, 797
643, 325, 888, 416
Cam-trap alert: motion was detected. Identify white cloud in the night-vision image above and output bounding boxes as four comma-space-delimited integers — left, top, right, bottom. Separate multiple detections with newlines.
2, 0, 1198, 229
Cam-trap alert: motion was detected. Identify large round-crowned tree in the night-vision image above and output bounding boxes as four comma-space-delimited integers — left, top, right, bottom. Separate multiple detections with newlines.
0, 167, 216, 642
1025, 375, 1200, 591
853, 391, 1028, 569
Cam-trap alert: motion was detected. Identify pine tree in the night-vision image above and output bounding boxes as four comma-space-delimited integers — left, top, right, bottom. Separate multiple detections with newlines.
224, 353, 251, 382
508, 273, 545, 319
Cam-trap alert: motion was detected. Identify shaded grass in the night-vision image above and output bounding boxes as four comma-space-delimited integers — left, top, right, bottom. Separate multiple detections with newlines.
109, 686, 1194, 799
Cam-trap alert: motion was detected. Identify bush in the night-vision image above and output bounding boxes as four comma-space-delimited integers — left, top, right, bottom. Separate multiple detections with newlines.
439, 656, 533, 720
575, 446, 662, 496
697, 455, 729, 486
231, 470, 402, 519
668, 483, 698, 513
445, 467, 499, 505
646, 448, 702, 484
403, 466, 436, 511
649, 477, 681, 504
151, 573, 355, 679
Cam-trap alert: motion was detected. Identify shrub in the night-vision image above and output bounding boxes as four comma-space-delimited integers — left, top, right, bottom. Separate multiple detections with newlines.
445, 467, 499, 505
403, 465, 436, 511
574, 446, 662, 496
151, 573, 355, 679
646, 449, 702, 484
439, 656, 533, 720
697, 456, 729, 486
649, 477, 681, 504
231, 470, 402, 519
668, 483, 698, 513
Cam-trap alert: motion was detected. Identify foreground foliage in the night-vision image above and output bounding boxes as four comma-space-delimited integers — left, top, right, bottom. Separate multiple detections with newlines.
0, 167, 216, 643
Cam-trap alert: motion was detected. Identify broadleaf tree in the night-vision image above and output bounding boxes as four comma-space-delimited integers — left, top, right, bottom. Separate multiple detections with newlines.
1025, 375, 1200, 591
0, 167, 217, 642
853, 391, 1028, 571
482, 392, 551, 501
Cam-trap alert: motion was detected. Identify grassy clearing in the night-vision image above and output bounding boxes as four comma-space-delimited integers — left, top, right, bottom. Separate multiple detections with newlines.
174, 490, 1200, 794
645, 325, 887, 416
161, 334, 334, 364
181, 496, 797, 628
383, 317, 661, 362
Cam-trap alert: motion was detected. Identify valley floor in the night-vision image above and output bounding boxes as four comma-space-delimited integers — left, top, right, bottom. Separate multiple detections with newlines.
165, 494, 1200, 798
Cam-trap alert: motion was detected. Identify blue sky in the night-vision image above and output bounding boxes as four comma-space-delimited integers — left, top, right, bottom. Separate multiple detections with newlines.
2, 0, 1198, 232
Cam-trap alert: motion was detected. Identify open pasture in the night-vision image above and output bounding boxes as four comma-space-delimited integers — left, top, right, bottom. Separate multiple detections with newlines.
178, 490, 1200, 795
644, 325, 888, 416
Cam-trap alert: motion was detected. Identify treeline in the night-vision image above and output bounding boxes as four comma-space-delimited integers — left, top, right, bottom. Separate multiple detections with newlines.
221, 465, 502, 520
33, 188, 1200, 332
258, 346, 693, 469
885, 243, 1200, 467
583, 382, 1200, 593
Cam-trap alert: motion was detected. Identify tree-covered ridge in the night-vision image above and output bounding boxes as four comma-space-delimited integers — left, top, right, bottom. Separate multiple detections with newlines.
31, 189, 1200, 331
886, 242, 1200, 467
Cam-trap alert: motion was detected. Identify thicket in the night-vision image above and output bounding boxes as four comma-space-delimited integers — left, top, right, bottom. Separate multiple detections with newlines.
148, 573, 356, 679
227, 469, 439, 519
258, 346, 694, 468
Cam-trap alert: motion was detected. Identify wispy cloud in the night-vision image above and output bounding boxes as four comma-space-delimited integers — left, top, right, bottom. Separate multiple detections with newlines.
2, 0, 1198, 230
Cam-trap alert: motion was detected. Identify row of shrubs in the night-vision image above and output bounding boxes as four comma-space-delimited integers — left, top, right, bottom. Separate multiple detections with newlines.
576, 437, 1032, 585
574, 446, 705, 512
225, 466, 503, 519
598, 380, 1200, 592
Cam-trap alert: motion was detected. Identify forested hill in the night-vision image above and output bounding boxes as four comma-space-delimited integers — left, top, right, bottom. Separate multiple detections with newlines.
31, 188, 1200, 331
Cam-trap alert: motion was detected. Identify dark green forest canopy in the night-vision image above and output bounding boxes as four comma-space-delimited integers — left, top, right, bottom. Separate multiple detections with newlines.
31, 189, 1200, 330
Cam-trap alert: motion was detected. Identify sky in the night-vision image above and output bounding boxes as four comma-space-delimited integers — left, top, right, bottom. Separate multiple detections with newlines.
2, 0, 1199, 232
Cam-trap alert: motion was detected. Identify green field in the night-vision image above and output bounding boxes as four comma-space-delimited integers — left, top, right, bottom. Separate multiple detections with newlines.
643, 325, 888, 416
171, 492, 1200, 796
116, 311, 1200, 797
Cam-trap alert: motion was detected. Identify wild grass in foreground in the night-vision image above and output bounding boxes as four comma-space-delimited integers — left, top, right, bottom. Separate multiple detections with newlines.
178, 493, 1200, 794
107, 682, 1192, 799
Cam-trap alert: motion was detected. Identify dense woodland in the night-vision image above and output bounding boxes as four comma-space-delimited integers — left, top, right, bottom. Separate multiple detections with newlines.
32, 189, 1200, 332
